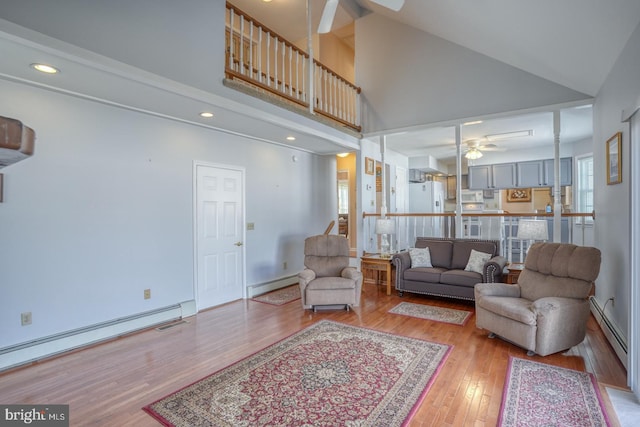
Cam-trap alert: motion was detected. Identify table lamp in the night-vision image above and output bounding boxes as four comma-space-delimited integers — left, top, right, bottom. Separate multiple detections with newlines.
375, 218, 396, 258
517, 219, 548, 258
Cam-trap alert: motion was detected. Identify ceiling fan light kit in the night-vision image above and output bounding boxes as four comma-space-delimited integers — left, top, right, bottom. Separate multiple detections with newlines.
465, 148, 483, 160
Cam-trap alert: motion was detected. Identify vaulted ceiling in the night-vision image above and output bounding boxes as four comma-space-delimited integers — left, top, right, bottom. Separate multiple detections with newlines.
231, 0, 640, 160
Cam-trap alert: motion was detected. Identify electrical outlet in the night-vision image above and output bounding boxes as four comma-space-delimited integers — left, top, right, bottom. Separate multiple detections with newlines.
144, 289, 151, 300
21, 312, 32, 326
247, 222, 255, 230
283, 261, 287, 270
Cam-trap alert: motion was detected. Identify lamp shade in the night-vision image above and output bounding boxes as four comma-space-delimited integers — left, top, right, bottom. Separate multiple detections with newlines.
517, 219, 548, 241
375, 219, 396, 235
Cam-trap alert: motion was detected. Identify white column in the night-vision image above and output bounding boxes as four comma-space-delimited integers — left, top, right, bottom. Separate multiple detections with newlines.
380, 136, 387, 218
455, 125, 463, 238
553, 111, 561, 242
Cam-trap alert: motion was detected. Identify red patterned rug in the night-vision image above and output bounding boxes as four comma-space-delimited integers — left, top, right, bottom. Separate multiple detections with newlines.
251, 285, 300, 305
389, 302, 472, 325
499, 357, 611, 426
143, 320, 451, 426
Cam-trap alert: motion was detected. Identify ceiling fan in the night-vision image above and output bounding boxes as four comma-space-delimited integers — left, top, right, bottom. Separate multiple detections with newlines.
464, 140, 499, 159
318, 0, 405, 33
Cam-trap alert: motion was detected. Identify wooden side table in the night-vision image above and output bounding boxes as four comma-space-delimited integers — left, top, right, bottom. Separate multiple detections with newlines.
360, 254, 394, 295
505, 263, 525, 284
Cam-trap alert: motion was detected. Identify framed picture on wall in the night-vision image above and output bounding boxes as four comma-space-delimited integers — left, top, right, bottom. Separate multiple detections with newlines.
506, 188, 531, 202
365, 157, 374, 175
606, 132, 622, 185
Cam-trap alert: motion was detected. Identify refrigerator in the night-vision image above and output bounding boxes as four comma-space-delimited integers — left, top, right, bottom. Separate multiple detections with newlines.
408, 181, 445, 239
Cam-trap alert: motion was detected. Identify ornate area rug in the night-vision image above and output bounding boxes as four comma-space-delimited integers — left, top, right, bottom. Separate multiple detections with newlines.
143, 320, 451, 426
251, 285, 300, 305
389, 302, 472, 325
499, 357, 611, 426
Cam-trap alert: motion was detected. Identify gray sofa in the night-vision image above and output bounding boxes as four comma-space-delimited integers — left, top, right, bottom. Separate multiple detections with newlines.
392, 238, 507, 301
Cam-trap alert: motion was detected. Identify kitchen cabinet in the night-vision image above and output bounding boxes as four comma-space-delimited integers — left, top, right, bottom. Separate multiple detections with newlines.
445, 174, 469, 200
543, 158, 572, 186
468, 163, 516, 190
516, 160, 544, 187
517, 158, 572, 187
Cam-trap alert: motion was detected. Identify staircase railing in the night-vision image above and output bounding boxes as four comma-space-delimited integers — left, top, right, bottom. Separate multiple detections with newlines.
225, 2, 361, 132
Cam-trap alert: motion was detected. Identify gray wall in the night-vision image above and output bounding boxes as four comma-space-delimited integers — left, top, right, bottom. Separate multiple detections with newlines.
593, 21, 640, 341
355, 13, 591, 134
0, 78, 334, 349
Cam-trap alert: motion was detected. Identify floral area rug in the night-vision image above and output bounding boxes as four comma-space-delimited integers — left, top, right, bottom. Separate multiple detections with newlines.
250, 284, 300, 305
499, 357, 611, 426
143, 320, 451, 426
389, 302, 472, 325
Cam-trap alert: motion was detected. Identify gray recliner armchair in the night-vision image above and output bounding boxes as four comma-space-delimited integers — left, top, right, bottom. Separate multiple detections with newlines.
298, 235, 362, 311
475, 242, 601, 356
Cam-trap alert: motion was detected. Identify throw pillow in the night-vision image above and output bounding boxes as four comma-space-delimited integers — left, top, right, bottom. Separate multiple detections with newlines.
464, 249, 492, 274
409, 247, 432, 268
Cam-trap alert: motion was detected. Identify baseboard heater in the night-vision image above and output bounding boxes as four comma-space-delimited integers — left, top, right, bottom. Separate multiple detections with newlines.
248, 275, 298, 298
0, 300, 196, 372
589, 296, 628, 369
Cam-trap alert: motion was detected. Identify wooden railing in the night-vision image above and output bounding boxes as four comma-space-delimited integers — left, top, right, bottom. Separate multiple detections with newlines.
225, 2, 361, 132
363, 212, 596, 263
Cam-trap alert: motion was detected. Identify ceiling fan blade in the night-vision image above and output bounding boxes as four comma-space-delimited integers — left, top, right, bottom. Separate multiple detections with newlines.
318, 0, 339, 34
370, 0, 405, 12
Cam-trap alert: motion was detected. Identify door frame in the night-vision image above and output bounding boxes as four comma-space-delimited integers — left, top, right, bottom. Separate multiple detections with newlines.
192, 160, 247, 311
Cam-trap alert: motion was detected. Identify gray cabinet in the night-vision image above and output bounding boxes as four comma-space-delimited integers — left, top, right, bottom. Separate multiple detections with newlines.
516, 160, 544, 187
543, 158, 572, 186
468, 165, 491, 189
468, 163, 516, 189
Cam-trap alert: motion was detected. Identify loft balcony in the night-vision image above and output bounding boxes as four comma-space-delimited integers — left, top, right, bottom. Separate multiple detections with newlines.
225, 2, 361, 134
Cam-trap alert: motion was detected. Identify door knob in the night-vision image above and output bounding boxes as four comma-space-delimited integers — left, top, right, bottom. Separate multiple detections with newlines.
234, 242, 243, 246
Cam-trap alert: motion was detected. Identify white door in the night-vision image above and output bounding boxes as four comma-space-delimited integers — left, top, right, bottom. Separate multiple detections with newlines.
195, 163, 245, 310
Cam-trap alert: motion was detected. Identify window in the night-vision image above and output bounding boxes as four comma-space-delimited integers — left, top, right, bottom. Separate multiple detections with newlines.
576, 155, 594, 224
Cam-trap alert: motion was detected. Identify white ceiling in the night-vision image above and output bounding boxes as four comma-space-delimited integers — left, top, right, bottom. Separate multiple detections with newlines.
230, 0, 640, 160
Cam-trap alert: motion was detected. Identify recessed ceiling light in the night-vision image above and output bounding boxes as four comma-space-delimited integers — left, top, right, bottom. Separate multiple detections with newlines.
463, 120, 483, 126
31, 63, 59, 74
286, 136, 296, 141
199, 112, 214, 118
337, 153, 350, 157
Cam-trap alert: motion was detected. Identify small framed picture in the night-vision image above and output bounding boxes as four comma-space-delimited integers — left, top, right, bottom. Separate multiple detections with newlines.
606, 132, 622, 185
506, 188, 531, 202
365, 157, 374, 175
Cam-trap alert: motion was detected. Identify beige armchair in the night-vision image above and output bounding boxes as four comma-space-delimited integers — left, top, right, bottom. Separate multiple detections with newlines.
298, 235, 362, 311
475, 242, 601, 356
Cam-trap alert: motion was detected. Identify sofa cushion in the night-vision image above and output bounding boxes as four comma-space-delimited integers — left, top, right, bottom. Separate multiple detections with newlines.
404, 267, 446, 283
451, 240, 498, 270
519, 243, 600, 301
306, 276, 356, 290
440, 269, 483, 287
415, 239, 453, 269
464, 249, 492, 273
409, 247, 432, 267
477, 296, 537, 325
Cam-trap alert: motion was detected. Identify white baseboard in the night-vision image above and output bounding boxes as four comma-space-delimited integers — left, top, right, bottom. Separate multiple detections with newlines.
247, 275, 298, 298
0, 300, 196, 371
589, 296, 628, 369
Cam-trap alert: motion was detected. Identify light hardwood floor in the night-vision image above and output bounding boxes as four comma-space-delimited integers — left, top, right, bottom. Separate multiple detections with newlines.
0, 283, 629, 426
